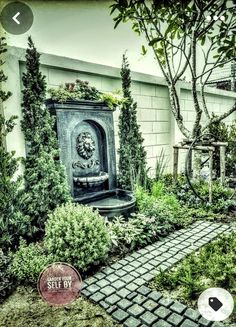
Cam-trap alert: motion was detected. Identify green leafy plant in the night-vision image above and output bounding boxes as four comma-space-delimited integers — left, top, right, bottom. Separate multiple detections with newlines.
107, 215, 142, 253
108, 207, 190, 255
178, 207, 225, 223
173, 177, 236, 213
127, 165, 153, 193
155, 148, 167, 181
44, 203, 111, 272
48, 84, 81, 103
208, 115, 236, 178
48, 79, 123, 109
0, 249, 16, 303
109, 179, 227, 254
10, 239, 54, 284
136, 183, 191, 228
108, 184, 194, 254
152, 232, 236, 311
108, 213, 162, 252
20, 37, 71, 236
160, 173, 236, 214
118, 53, 147, 190
135, 181, 227, 226
100, 90, 124, 110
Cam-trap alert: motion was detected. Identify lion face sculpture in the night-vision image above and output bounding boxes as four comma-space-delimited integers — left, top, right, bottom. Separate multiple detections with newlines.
76, 132, 95, 159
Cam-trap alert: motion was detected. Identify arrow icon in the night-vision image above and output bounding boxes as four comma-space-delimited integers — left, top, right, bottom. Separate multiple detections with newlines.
1, 2, 33, 34
12, 12, 20, 24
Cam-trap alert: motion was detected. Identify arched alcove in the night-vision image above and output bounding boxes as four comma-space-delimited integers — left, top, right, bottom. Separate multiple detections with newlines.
46, 99, 117, 197
71, 119, 109, 196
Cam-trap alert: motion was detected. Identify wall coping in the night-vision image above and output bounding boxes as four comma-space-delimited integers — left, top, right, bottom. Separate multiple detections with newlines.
8, 46, 236, 99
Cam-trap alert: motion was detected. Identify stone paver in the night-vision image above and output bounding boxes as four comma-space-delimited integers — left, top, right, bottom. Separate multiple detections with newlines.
82, 221, 233, 326
127, 304, 146, 317
154, 306, 171, 319
181, 319, 199, 327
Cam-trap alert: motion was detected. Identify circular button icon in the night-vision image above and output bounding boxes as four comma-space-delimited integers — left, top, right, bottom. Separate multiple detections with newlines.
0, 1, 33, 35
198, 288, 234, 322
37, 262, 82, 306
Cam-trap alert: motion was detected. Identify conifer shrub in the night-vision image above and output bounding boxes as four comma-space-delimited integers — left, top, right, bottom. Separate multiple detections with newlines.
118, 53, 147, 190
20, 37, 71, 234
0, 250, 16, 303
0, 37, 32, 251
44, 203, 111, 272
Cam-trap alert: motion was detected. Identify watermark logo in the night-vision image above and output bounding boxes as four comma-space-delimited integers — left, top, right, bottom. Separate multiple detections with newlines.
37, 262, 82, 306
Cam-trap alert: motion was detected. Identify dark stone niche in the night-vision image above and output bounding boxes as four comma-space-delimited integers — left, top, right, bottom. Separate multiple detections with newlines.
46, 99, 117, 198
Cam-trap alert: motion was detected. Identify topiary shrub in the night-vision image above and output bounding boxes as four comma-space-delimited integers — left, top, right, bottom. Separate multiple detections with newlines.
20, 37, 71, 236
118, 53, 147, 190
10, 239, 54, 284
0, 250, 16, 303
0, 37, 32, 252
44, 203, 111, 272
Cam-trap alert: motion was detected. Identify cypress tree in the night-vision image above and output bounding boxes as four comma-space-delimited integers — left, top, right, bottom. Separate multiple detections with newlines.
20, 37, 71, 235
0, 37, 31, 251
118, 53, 147, 190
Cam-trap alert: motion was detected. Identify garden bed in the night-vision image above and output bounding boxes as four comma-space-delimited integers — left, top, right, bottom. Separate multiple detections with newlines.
149, 232, 236, 326
0, 286, 120, 327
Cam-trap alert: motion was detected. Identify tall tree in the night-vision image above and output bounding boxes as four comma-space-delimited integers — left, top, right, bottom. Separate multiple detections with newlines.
0, 37, 30, 251
21, 37, 71, 235
118, 53, 147, 190
111, 0, 236, 139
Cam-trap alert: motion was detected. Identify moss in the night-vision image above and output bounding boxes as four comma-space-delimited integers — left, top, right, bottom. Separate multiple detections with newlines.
0, 286, 119, 327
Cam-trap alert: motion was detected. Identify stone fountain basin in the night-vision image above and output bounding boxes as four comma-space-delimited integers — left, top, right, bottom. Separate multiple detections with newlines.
75, 189, 136, 219
73, 171, 109, 187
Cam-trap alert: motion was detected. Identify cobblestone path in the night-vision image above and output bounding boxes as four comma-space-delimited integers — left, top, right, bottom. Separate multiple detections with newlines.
82, 221, 234, 327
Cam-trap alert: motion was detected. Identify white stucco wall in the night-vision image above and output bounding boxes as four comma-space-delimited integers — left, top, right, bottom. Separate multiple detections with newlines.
4, 0, 161, 76
3, 46, 236, 178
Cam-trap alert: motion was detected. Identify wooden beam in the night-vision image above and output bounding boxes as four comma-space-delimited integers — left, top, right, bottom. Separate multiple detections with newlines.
220, 145, 226, 185
209, 150, 213, 203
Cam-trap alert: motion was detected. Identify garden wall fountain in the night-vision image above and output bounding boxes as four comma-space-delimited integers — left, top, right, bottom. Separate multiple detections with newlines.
46, 99, 135, 218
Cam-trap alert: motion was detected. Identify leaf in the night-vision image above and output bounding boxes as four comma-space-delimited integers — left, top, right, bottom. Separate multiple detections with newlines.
148, 37, 163, 46
200, 35, 206, 46
114, 16, 122, 29
132, 22, 140, 35
141, 45, 147, 55
110, 4, 119, 15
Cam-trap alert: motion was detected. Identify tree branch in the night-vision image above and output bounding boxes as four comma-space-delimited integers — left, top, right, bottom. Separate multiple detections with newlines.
191, 13, 203, 137
168, 84, 191, 138
202, 101, 236, 132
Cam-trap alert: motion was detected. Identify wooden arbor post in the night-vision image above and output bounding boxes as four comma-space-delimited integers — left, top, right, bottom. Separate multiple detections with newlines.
211, 142, 228, 185
173, 146, 179, 181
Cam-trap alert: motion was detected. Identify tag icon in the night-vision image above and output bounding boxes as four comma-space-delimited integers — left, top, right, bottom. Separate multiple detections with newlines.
198, 288, 234, 322
209, 297, 223, 311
